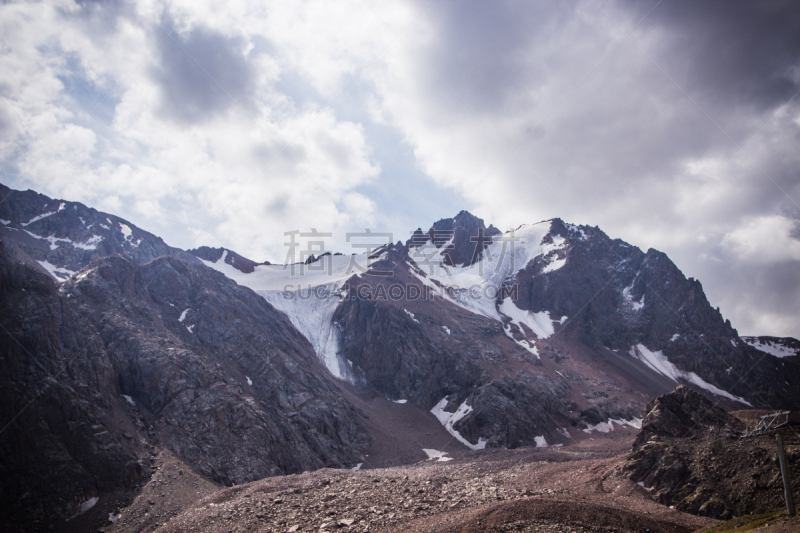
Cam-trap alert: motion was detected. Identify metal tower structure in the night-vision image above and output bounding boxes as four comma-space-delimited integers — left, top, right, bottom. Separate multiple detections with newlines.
743, 411, 795, 517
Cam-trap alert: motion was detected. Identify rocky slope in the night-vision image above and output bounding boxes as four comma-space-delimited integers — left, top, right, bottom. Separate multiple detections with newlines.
0, 242, 369, 527
98, 438, 711, 533
0, 241, 145, 525
624, 386, 800, 519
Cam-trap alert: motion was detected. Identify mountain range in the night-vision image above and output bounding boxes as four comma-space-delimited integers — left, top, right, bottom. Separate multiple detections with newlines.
0, 182, 798, 528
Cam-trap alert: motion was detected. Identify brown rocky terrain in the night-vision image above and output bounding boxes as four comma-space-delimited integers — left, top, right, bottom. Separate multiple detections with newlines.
0, 245, 369, 528
7, 383, 799, 533
625, 386, 800, 520
57, 435, 714, 533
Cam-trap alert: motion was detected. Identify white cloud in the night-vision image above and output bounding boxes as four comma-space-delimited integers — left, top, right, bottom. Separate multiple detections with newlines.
1, 0, 799, 337
722, 216, 800, 263
0, 0, 387, 262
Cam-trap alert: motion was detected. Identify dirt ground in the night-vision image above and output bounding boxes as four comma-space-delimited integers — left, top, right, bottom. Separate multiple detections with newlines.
73, 434, 718, 533
40, 404, 800, 533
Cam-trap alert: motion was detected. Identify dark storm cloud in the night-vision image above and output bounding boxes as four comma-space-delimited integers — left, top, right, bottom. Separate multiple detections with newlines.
418, 0, 800, 119
421, 0, 565, 113
414, 0, 727, 185
624, 0, 800, 110
419, 0, 800, 206
394, 0, 800, 335
700, 255, 800, 336
151, 20, 256, 124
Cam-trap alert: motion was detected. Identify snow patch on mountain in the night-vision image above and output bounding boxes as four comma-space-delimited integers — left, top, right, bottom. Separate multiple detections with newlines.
504, 331, 540, 357
37, 260, 75, 281
498, 299, 561, 339
431, 398, 487, 451
22, 202, 65, 226
542, 257, 566, 273
22, 229, 43, 241
409, 221, 566, 322
422, 449, 452, 462
582, 417, 643, 434
68, 496, 98, 520
73, 234, 103, 250
45, 235, 68, 250
22, 229, 102, 252
119, 223, 132, 240
199, 252, 365, 382
404, 309, 419, 323
630, 344, 752, 406
742, 337, 798, 358
565, 222, 588, 240
622, 283, 645, 311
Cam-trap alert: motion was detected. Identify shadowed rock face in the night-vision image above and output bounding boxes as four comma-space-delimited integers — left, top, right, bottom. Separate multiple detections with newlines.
407, 210, 501, 267
81, 254, 369, 481
625, 386, 799, 520
0, 242, 143, 524
333, 276, 484, 406
0, 244, 368, 524
332, 259, 576, 450
509, 219, 800, 409
633, 385, 743, 446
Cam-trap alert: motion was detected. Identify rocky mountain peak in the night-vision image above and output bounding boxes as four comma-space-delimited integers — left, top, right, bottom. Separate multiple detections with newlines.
188, 246, 268, 273
406, 210, 501, 267
0, 183, 200, 282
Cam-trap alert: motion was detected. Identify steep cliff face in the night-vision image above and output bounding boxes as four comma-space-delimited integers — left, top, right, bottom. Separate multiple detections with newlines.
0, 244, 369, 524
407, 210, 501, 268
0, 242, 144, 524
73, 254, 370, 479
507, 219, 800, 409
329, 215, 800, 451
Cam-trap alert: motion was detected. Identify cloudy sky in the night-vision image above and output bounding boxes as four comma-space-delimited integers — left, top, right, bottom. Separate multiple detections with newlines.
1, 0, 799, 337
